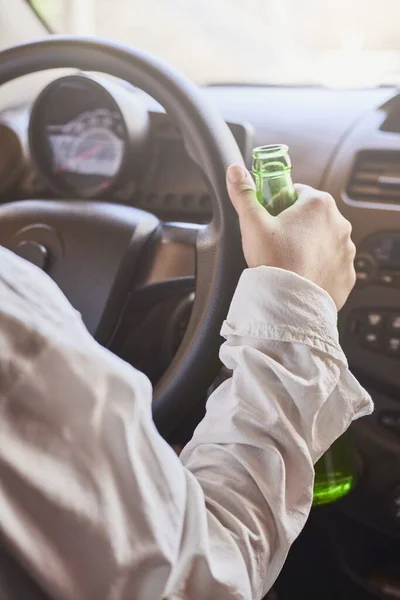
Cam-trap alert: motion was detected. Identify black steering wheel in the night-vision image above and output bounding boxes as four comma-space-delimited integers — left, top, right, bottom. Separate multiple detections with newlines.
0, 36, 247, 599
0, 36, 246, 439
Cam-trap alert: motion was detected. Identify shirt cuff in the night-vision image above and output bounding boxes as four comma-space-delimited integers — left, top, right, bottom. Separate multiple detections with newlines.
221, 266, 346, 364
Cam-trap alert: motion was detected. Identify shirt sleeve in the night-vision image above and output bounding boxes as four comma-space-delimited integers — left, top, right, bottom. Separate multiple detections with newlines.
0, 248, 373, 600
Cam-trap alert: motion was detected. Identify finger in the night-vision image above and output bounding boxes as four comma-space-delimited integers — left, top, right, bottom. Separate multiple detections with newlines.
293, 184, 332, 203
293, 183, 313, 197
273, 184, 316, 217
226, 165, 265, 220
291, 184, 335, 211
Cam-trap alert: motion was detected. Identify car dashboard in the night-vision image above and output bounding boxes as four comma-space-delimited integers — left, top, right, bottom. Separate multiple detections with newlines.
0, 73, 252, 224
2, 74, 400, 599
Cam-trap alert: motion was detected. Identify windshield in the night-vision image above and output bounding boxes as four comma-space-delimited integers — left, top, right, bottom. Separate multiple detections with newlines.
29, 0, 400, 88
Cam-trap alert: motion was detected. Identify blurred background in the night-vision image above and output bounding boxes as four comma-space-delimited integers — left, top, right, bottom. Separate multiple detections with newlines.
29, 0, 400, 88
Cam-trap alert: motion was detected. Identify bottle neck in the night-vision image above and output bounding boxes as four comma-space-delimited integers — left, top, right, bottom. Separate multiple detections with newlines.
254, 171, 296, 216
252, 159, 292, 179
251, 144, 296, 215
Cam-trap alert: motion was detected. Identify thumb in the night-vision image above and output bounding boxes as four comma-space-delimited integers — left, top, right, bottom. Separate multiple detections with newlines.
226, 164, 265, 221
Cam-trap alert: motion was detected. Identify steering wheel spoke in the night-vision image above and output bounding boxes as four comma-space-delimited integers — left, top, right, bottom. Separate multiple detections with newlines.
0, 200, 160, 344
108, 221, 196, 381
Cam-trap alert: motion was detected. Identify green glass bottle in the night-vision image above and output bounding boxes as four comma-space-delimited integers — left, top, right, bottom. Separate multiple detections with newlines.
252, 143, 358, 506
252, 144, 297, 215
313, 434, 357, 506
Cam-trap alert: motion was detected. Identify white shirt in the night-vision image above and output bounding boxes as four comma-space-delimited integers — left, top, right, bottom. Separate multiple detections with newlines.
0, 246, 372, 600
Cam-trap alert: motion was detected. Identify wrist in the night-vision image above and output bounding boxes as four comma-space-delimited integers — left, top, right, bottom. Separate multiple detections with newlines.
222, 266, 345, 363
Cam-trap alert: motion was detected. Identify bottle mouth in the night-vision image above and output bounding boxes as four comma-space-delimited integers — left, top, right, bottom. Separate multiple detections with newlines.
252, 144, 289, 159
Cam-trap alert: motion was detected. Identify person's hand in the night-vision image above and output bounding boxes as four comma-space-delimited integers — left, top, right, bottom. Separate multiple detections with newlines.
226, 165, 356, 310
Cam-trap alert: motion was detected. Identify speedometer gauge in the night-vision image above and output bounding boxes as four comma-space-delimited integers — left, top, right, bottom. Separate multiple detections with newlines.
29, 74, 149, 198
48, 109, 125, 193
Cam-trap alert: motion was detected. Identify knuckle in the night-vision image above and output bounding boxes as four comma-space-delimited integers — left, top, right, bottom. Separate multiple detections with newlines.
342, 217, 352, 235
322, 191, 335, 204
240, 203, 262, 220
338, 217, 353, 244
348, 266, 357, 289
348, 240, 357, 258
239, 207, 266, 229
307, 191, 334, 210
343, 241, 356, 265
233, 185, 256, 200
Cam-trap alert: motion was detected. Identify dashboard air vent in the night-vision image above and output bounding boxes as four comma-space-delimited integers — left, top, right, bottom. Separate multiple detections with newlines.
348, 151, 400, 204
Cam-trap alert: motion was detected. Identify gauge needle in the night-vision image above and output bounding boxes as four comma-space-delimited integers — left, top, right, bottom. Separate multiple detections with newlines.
70, 143, 103, 162
60, 143, 103, 170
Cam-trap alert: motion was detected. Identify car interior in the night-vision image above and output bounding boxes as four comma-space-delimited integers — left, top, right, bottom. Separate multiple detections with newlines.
1, 0, 400, 598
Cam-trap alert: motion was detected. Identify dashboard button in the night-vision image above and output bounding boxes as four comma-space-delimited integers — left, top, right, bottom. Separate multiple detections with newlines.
364, 311, 385, 328
390, 484, 400, 523
389, 314, 400, 331
356, 271, 369, 283
360, 330, 382, 351
377, 270, 398, 286
354, 254, 377, 286
386, 336, 400, 356
379, 411, 400, 434
14, 241, 48, 271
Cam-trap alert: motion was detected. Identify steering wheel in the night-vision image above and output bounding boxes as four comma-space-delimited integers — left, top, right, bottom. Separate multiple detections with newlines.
0, 36, 246, 438
0, 36, 247, 599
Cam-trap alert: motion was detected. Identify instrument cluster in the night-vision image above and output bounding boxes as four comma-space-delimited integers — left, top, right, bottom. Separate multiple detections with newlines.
28, 73, 149, 199
0, 73, 150, 201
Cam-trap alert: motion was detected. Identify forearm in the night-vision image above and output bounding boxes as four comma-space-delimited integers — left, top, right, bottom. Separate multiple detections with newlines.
179, 267, 372, 598
180, 348, 364, 598
0, 249, 372, 600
